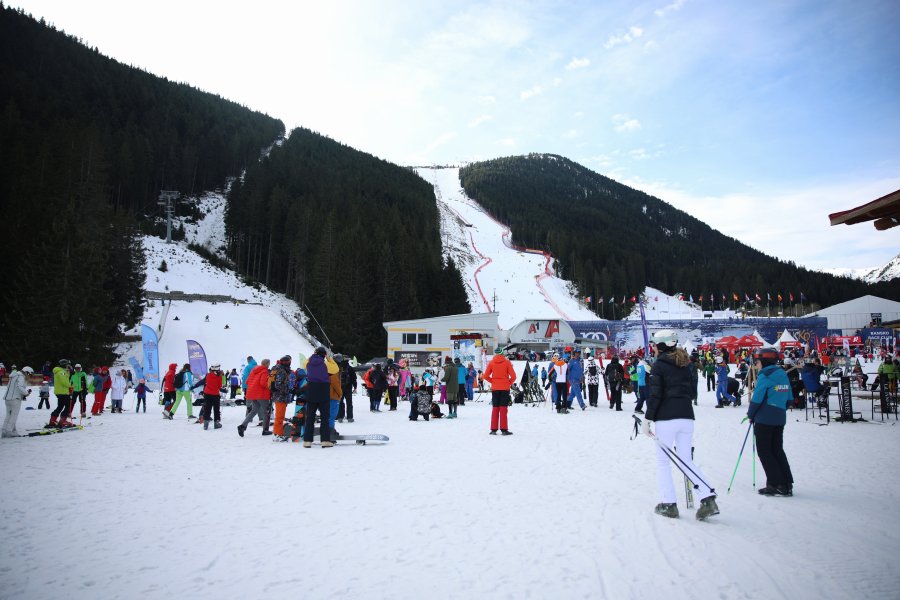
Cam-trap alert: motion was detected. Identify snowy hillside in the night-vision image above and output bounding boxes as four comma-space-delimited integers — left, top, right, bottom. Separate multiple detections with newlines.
417, 167, 597, 328
863, 252, 900, 283
624, 286, 738, 321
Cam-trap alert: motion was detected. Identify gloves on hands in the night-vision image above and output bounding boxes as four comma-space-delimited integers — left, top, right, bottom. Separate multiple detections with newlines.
642, 419, 654, 438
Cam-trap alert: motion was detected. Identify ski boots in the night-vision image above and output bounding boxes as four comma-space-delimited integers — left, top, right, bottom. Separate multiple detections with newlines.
203, 420, 210, 430
759, 485, 792, 496
654, 503, 679, 518
214, 421, 222, 430
321, 441, 334, 448
500, 430, 513, 436
347, 418, 354, 423
489, 430, 498, 435
237, 425, 246, 437
695, 496, 720, 521
303, 441, 312, 448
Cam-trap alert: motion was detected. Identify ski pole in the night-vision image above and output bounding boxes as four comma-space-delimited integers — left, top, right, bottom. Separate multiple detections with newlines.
655, 439, 714, 493
727, 422, 753, 494
752, 427, 756, 488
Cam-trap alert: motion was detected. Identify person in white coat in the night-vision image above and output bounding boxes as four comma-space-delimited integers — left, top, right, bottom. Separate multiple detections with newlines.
3, 366, 33, 437
110, 369, 128, 413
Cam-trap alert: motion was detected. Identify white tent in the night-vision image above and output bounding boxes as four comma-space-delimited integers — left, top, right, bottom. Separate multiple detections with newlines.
750, 330, 769, 345
777, 329, 800, 348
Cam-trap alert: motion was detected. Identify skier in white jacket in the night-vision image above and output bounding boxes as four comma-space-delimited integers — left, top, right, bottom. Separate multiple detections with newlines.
3, 366, 33, 437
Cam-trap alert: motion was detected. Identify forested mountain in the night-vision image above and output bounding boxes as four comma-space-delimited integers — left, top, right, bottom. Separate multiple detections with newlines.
0, 6, 285, 365
225, 128, 471, 358
460, 154, 899, 313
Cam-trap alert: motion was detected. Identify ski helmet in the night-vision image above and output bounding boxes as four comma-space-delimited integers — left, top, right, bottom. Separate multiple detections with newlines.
753, 347, 780, 367
22, 366, 34, 374
333, 354, 344, 363
651, 330, 679, 347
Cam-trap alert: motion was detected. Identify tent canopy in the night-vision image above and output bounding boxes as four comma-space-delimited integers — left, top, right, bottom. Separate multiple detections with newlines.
736, 334, 763, 348
715, 335, 739, 348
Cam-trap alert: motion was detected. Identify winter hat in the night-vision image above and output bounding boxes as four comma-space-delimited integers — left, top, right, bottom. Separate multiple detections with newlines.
494, 346, 504, 355
315, 346, 327, 356
715, 356, 723, 364
22, 366, 34, 374
444, 356, 452, 364
280, 355, 292, 363
210, 364, 221, 371
139, 378, 145, 383
333, 354, 344, 363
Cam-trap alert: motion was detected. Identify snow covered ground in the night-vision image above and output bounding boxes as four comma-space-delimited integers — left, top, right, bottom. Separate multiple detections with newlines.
418, 167, 597, 328
1, 382, 898, 599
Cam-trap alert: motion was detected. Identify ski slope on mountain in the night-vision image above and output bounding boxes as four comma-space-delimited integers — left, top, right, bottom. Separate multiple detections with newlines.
417, 167, 597, 328
121, 232, 317, 375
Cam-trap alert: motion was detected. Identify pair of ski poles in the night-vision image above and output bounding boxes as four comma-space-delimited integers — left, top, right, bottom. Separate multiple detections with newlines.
631, 415, 716, 505
726, 420, 756, 493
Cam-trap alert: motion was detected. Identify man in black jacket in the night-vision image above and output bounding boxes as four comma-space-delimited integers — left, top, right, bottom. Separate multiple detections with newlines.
605, 356, 625, 411
335, 354, 357, 423
643, 329, 719, 521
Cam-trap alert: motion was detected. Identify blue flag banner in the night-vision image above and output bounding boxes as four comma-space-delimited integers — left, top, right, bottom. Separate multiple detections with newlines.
141, 325, 160, 386
638, 297, 650, 357
128, 356, 145, 383
187, 340, 208, 380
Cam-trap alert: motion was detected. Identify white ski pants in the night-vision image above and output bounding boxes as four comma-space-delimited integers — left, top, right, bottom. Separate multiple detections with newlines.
654, 419, 714, 504
2, 399, 22, 437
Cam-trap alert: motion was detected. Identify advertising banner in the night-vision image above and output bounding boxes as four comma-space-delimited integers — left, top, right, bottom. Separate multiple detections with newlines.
187, 340, 208, 379
140, 325, 160, 386
393, 351, 444, 369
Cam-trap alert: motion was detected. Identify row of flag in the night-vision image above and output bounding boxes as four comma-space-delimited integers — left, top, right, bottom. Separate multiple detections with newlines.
582, 292, 810, 305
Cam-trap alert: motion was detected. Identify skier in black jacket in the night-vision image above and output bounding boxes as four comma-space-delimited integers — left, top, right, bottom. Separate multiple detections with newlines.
605, 357, 625, 411
643, 330, 719, 521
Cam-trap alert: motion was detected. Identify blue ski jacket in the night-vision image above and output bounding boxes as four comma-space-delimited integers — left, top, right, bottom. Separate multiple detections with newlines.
748, 365, 792, 426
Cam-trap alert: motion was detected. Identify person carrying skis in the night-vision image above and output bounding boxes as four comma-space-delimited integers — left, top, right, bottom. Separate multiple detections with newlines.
483, 346, 516, 434
3, 366, 33, 437
748, 347, 794, 497
642, 330, 719, 520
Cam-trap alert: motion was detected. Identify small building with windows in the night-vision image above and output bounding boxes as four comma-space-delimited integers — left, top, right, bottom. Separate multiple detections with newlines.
383, 312, 501, 373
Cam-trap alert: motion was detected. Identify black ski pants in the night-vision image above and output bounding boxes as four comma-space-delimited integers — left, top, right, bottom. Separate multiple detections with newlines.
588, 384, 599, 406
200, 394, 221, 422
136, 397, 147, 412
337, 385, 354, 420
555, 382, 567, 411
754, 423, 793, 488
706, 372, 715, 392
609, 384, 622, 410
304, 394, 331, 443
51, 394, 71, 420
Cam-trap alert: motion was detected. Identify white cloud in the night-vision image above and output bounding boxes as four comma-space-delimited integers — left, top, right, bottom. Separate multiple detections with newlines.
520, 85, 544, 100
612, 114, 642, 132
604, 26, 644, 49
655, 0, 686, 18
425, 132, 458, 153
565, 57, 591, 70
468, 114, 493, 128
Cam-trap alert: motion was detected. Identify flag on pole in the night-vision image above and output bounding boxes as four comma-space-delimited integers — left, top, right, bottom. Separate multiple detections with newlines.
621, 295, 626, 305
598, 296, 604, 304
733, 293, 739, 302
767, 292, 771, 302
800, 292, 808, 302
699, 295, 704, 302
585, 296, 592, 304
744, 293, 751, 302
755, 293, 761, 302
630, 295, 636, 303
789, 292, 795, 302
777, 293, 783, 302
689, 294, 694, 303
608, 297, 614, 304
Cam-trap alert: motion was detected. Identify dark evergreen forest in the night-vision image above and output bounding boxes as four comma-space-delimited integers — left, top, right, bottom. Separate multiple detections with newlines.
460, 154, 899, 315
225, 128, 471, 359
0, 6, 285, 365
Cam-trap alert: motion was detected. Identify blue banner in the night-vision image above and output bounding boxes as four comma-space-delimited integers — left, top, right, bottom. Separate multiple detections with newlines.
638, 299, 650, 357
187, 340, 208, 380
141, 325, 160, 386
128, 356, 145, 383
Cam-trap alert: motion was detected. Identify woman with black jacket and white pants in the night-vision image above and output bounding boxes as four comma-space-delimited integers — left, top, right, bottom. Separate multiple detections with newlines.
643, 330, 719, 520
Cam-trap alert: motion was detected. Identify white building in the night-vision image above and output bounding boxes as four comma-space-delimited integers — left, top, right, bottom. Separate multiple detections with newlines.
805, 295, 900, 334
383, 312, 500, 373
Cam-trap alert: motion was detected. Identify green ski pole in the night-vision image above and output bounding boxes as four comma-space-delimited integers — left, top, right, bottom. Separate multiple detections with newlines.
727, 421, 753, 494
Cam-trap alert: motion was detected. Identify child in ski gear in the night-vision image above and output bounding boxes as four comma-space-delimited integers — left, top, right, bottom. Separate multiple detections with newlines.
409, 385, 432, 421
748, 347, 794, 497
135, 379, 153, 413
193, 365, 225, 430
228, 369, 240, 399
483, 346, 516, 434
715, 357, 735, 407
644, 330, 718, 520
70, 364, 88, 417
38, 378, 51, 409
3, 366, 33, 437
268, 356, 292, 437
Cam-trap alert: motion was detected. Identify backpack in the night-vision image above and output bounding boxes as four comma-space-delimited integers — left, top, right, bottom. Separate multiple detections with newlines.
174, 371, 185, 388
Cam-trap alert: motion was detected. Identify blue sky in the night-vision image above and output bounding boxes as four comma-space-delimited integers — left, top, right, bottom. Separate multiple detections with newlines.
12, 0, 900, 272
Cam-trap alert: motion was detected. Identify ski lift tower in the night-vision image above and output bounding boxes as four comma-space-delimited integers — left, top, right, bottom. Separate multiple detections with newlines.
158, 190, 180, 243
